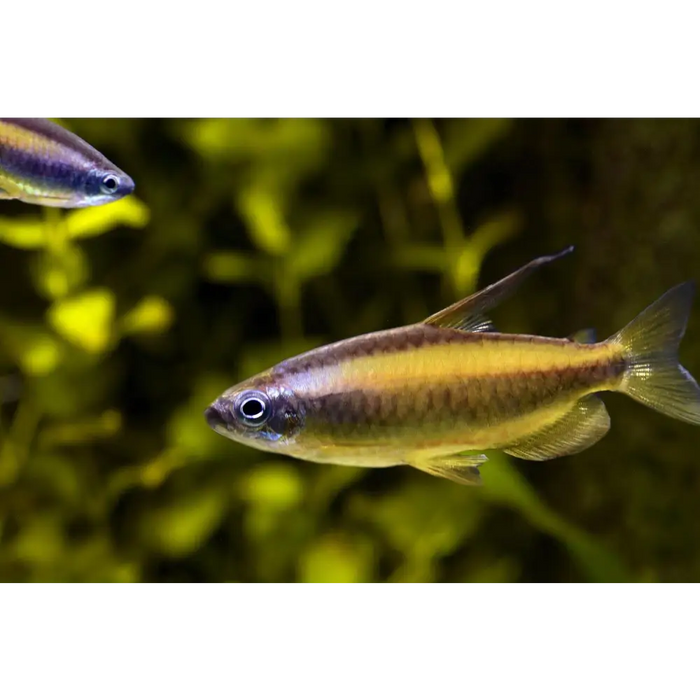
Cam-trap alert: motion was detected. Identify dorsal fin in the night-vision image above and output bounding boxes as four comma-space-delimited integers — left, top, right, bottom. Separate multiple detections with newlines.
568, 328, 597, 344
423, 246, 575, 332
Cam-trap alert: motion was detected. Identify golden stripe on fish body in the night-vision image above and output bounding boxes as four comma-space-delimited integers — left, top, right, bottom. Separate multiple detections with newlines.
206, 246, 700, 486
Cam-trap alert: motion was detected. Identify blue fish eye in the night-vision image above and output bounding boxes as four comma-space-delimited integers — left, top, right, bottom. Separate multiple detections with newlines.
236, 391, 271, 427
100, 174, 120, 195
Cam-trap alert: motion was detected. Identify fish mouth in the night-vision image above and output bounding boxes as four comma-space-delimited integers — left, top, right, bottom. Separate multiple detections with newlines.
120, 174, 136, 197
204, 404, 226, 430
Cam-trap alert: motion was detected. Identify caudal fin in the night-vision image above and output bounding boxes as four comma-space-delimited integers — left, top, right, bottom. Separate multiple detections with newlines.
611, 282, 700, 425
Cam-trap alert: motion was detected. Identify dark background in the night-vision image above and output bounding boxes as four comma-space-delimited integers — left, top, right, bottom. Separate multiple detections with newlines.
0, 118, 697, 582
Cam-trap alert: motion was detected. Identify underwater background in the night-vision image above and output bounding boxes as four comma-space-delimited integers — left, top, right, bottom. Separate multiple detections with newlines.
0, 118, 697, 583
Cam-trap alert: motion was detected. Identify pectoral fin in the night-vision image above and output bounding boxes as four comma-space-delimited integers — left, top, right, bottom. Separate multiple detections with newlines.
423, 246, 574, 332
0, 187, 17, 200
503, 395, 610, 461
0, 178, 23, 200
407, 453, 487, 485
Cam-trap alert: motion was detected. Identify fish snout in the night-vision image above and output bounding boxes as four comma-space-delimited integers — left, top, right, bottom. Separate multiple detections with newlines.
117, 173, 136, 199
204, 403, 227, 430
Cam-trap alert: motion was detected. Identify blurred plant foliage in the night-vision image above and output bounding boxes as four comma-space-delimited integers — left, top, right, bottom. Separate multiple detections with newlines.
0, 118, 634, 582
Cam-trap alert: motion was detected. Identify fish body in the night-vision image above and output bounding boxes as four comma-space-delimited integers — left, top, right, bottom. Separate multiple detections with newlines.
246, 326, 625, 466
0, 118, 134, 208
206, 247, 700, 485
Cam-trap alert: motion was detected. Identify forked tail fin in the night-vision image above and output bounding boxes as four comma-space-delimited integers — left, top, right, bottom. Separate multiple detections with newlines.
611, 282, 700, 425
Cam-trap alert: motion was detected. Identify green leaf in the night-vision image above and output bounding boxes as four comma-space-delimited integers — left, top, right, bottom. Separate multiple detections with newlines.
39, 410, 122, 448
237, 186, 292, 256
0, 197, 149, 250
0, 320, 64, 375
20, 335, 64, 376
288, 211, 359, 280
350, 475, 484, 564
12, 515, 65, 566
299, 533, 374, 583
25, 454, 84, 505
47, 288, 116, 354
450, 212, 521, 295
203, 251, 266, 284
119, 296, 174, 336
242, 462, 305, 510
0, 217, 48, 249
443, 119, 511, 174
30, 363, 118, 418
180, 120, 332, 201
140, 488, 228, 557
393, 244, 448, 273
31, 245, 90, 300
181, 118, 329, 166
65, 196, 150, 241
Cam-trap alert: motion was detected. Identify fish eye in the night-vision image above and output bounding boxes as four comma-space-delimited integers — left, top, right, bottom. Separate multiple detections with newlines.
100, 174, 120, 195
235, 391, 271, 427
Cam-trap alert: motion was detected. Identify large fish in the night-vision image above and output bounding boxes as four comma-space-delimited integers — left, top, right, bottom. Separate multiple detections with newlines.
205, 247, 700, 485
0, 118, 134, 208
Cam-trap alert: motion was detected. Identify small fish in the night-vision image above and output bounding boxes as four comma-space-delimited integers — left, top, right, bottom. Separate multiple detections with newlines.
0, 118, 134, 208
205, 247, 700, 485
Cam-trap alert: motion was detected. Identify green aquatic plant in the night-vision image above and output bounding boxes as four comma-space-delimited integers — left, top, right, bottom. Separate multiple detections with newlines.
0, 118, 665, 583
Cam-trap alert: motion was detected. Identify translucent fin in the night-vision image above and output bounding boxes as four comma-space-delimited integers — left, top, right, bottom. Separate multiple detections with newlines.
408, 453, 487, 485
464, 315, 497, 333
423, 246, 574, 332
612, 282, 700, 425
503, 395, 610, 461
568, 328, 597, 344
0, 187, 16, 200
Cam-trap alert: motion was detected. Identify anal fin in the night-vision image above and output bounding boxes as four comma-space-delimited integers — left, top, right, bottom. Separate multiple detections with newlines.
503, 395, 610, 461
407, 453, 487, 485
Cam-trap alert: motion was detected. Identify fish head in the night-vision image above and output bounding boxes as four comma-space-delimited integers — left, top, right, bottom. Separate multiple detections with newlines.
80, 166, 135, 207
204, 375, 304, 455
2, 165, 135, 209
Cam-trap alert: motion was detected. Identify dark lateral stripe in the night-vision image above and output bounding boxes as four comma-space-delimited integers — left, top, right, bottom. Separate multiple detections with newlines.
300, 360, 625, 434
0, 142, 78, 184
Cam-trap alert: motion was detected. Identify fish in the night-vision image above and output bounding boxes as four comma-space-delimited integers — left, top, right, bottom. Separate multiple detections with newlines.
0, 118, 134, 208
204, 246, 700, 485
